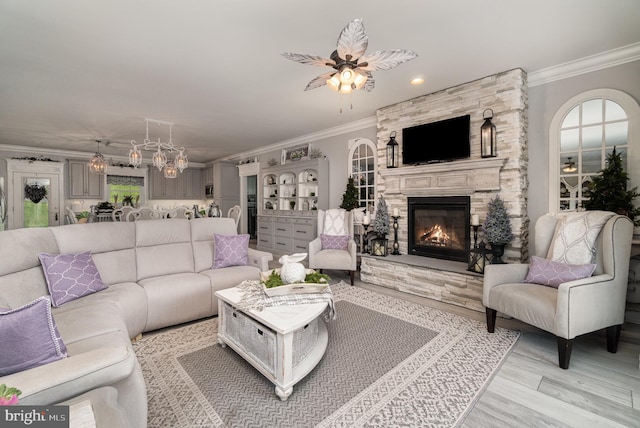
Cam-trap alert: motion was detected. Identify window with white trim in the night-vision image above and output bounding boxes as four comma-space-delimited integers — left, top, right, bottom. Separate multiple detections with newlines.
549, 89, 639, 213
348, 138, 377, 210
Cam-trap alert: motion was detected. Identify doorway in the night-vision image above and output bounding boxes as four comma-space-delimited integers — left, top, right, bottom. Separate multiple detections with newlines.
7, 159, 64, 229
247, 175, 257, 238
237, 161, 260, 237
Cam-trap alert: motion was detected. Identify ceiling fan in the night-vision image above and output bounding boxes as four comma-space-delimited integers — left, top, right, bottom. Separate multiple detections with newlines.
563, 157, 577, 173
282, 18, 417, 94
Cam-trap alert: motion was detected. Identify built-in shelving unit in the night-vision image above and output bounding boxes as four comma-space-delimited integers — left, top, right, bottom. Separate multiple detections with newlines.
260, 158, 328, 215
257, 158, 328, 254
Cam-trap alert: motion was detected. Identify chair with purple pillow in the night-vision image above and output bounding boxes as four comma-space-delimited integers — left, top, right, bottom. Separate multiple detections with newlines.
483, 211, 634, 369
308, 208, 357, 285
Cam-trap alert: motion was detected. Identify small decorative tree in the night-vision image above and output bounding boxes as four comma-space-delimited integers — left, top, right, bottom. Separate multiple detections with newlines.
339, 177, 359, 211
482, 195, 513, 263
584, 147, 640, 226
373, 195, 390, 237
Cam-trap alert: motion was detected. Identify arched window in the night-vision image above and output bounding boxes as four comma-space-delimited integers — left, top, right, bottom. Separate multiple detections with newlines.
549, 89, 640, 213
347, 138, 377, 210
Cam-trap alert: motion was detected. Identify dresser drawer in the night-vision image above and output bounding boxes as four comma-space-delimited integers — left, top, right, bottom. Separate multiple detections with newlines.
273, 238, 293, 252
292, 223, 314, 240
293, 240, 310, 253
257, 234, 273, 248
257, 219, 273, 235
273, 221, 293, 236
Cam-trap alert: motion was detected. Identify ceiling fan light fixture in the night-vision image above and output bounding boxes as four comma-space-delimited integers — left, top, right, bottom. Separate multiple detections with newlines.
339, 82, 353, 94
353, 68, 368, 89
283, 18, 417, 95
327, 73, 341, 91
562, 157, 577, 173
339, 66, 356, 85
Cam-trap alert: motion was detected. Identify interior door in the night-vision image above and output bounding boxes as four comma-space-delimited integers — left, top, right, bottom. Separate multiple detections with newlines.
12, 173, 61, 228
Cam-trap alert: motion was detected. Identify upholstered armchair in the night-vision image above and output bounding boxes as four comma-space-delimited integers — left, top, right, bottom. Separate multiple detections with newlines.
308, 209, 357, 285
483, 212, 633, 369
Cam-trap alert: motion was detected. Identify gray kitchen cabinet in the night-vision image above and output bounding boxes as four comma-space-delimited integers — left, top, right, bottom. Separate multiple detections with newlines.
68, 160, 103, 199
212, 161, 240, 215
150, 167, 203, 200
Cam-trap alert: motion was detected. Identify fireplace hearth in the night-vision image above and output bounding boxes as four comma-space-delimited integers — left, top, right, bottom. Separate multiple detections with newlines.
408, 196, 470, 262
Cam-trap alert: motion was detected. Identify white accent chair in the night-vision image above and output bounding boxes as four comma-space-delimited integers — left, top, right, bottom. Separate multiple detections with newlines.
483, 212, 634, 369
308, 209, 357, 285
163, 206, 194, 219
126, 207, 162, 222
65, 207, 77, 224
112, 206, 136, 222
227, 205, 241, 230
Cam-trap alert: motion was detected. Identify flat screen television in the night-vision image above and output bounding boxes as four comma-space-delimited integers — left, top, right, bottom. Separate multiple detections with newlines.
402, 115, 470, 165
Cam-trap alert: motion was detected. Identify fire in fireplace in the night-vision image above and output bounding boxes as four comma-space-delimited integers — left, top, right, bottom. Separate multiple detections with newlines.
408, 196, 470, 262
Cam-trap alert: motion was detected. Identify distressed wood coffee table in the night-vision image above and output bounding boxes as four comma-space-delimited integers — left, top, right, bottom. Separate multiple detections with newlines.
215, 286, 329, 400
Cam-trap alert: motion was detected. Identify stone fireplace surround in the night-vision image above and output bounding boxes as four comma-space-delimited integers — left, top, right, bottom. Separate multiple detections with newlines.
360, 69, 529, 313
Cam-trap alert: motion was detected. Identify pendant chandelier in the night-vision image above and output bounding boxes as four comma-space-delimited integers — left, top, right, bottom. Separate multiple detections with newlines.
89, 140, 108, 174
129, 118, 188, 178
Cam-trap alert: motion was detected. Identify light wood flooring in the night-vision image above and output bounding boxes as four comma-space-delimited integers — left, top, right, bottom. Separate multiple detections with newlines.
324, 268, 640, 428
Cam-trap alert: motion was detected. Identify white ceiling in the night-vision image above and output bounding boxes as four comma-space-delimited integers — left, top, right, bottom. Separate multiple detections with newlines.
1, 0, 639, 163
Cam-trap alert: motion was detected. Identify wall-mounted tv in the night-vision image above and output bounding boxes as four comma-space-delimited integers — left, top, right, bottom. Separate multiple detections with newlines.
402, 115, 470, 165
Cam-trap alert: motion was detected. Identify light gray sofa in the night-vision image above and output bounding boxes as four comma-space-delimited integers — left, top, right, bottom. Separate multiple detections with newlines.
0, 217, 272, 427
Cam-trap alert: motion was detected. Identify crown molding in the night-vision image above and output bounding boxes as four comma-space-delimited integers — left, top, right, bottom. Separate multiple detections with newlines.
220, 115, 377, 162
528, 42, 640, 87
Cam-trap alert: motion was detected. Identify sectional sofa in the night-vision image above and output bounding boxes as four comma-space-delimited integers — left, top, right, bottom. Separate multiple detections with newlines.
0, 217, 273, 427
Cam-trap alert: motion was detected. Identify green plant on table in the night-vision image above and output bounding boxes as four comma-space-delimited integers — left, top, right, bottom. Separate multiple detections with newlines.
75, 211, 90, 220
263, 270, 330, 288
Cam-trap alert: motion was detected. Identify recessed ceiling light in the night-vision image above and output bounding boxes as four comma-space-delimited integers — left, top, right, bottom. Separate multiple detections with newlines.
410, 77, 424, 85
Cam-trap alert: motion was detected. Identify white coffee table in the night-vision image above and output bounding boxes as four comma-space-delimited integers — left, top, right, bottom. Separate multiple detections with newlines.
215, 286, 329, 400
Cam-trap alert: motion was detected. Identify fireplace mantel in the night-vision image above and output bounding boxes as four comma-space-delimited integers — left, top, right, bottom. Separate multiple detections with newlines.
379, 157, 506, 197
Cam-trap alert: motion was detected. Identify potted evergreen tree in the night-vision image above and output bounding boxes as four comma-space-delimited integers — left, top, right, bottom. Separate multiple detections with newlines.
482, 194, 513, 263
584, 147, 640, 226
372, 195, 390, 256
339, 177, 359, 211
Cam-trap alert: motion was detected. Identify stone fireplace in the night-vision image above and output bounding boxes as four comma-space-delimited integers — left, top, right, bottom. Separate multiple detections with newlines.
360, 68, 529, 313
408, 196, 470, 262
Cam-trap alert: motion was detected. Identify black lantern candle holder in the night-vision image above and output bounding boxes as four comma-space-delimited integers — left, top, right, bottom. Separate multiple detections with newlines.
468, 242, 494, 274
386, 131, 399, 168
371, 237, 388, 256
481, 108, 497, 158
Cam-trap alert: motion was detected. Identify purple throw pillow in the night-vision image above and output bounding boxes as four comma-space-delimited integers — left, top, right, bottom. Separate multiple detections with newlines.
213, 234, 250, 269
39, 251, 107, 307
524, 255, 596, 288
0, 296, 67, 376
320, 234, 350, 250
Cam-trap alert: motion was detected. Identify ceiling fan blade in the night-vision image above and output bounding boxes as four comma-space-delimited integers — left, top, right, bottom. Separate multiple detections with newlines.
281, 52, 333, 67
362, 73, 375, 92
336, 18, 368, 61
358, 49, 418, 71
304, 72, 334, 91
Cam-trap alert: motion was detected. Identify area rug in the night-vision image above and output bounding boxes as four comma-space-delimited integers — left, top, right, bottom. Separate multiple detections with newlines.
133, 283, 519, 427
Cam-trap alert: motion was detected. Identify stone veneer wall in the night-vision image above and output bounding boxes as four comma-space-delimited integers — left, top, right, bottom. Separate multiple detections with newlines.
361, 68, 529, 312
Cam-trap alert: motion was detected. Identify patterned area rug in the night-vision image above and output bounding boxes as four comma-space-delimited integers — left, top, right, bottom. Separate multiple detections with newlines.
133, 283, 519, 427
